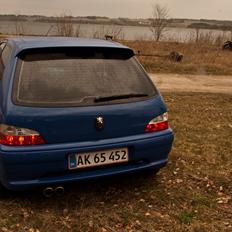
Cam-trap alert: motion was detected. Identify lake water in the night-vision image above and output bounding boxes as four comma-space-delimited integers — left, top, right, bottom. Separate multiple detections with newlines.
0, 20, 230, 42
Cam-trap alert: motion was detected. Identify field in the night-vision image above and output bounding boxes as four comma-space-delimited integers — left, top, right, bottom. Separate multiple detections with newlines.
0, 92, 231, 232
124, 41, 232, 76
0, 38, 231, 231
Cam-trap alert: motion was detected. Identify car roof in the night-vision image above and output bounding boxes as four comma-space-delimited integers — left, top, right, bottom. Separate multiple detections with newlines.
6, 36, 132, 56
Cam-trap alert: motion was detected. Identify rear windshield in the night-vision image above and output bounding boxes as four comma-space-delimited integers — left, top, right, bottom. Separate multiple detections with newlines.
13, 47, 157, 107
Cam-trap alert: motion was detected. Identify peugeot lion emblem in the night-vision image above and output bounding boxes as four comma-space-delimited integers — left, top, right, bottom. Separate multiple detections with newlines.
95, 116, 104, 131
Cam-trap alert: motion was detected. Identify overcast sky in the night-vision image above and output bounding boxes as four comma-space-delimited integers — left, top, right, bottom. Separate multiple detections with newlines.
0, 0, 232, 20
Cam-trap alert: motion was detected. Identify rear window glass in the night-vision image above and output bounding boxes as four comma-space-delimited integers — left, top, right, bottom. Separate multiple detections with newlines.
13, 47, 157, 107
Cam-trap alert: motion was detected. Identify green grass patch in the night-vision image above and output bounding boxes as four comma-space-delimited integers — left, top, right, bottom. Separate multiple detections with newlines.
177, 211, 195, 224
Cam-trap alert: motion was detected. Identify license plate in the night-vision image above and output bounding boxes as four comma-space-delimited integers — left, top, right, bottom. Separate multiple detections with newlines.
68, 148, 129, 170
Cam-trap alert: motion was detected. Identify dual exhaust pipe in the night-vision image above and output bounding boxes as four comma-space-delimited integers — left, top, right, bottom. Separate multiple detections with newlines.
43, 186, 64, 197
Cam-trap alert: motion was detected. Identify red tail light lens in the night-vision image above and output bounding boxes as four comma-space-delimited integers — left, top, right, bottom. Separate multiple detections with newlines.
145, 113, 169, 133
0, 124, 45, 146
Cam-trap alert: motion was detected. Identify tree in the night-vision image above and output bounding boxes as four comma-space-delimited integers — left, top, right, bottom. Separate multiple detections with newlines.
150, 4, 169, 42
55, 13, 81, 37
14, 15, 25, 35
92, 25, 124, 40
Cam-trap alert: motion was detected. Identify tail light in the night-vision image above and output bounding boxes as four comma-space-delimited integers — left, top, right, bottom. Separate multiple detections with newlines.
0, 124, 45, 146
145, 112, 169, 133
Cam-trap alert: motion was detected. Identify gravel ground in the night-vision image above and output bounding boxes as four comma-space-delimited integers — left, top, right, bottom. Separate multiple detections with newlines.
150, 73, 232, 95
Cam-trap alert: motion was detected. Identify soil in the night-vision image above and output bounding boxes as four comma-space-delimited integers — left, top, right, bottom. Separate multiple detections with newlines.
150, 73, 232, 95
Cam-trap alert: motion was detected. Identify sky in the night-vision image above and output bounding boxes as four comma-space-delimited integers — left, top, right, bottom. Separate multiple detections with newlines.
0, 0, 232, 21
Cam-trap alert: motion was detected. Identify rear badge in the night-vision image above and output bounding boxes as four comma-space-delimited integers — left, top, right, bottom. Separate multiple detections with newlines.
95, 116, 104, 131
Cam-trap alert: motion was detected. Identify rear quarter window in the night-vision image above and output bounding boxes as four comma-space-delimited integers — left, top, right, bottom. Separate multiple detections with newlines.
13, 47, 158, 107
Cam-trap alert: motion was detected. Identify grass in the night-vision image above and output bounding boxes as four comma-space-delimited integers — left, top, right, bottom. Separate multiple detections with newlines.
177, 211, 195, 224
0, 92, 231, 231
2, 34, 232, 75
123, 40, 232, 75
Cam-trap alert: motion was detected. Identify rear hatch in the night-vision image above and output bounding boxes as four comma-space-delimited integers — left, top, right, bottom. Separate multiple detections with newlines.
7, 46, 165, 144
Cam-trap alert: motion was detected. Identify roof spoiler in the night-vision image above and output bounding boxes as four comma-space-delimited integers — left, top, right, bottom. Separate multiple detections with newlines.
16, 46, 135, 60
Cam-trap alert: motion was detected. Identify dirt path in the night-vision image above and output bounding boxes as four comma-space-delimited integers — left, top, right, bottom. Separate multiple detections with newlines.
149, 73, 232, 95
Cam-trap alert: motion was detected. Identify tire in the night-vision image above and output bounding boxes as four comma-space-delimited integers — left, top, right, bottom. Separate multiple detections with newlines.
223, 41, 232, 50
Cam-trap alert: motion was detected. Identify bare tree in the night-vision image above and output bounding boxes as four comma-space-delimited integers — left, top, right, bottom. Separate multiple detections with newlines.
55, 13, 81, 37
150, 4, 169, 42
92, 25, 124, 40
194, 28, 200, 43
14, 15, 25, 35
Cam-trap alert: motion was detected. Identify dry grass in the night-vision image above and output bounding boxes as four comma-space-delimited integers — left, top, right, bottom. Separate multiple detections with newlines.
2, 34, 232, 75
0, 92, 231, 232
123, 40, 232, 75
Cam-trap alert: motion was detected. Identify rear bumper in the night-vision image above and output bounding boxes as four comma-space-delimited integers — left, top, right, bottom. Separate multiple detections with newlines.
0, 129, 174, 191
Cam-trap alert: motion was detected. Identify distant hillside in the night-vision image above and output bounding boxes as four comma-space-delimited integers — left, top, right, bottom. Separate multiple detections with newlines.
0, 14, 232, 30
188, 22, 232, 30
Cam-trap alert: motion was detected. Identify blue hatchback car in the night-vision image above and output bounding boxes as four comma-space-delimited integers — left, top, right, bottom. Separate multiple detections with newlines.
0, 37, 174, 195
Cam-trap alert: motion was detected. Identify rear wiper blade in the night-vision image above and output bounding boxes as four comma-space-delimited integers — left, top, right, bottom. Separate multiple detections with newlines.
94, 93, 149, 103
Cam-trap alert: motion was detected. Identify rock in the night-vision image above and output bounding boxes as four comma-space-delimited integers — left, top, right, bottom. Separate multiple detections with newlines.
169, 51, 184, 62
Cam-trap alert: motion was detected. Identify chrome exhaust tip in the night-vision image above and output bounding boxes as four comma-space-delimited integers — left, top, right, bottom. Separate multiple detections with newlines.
55, 186, 65, 196
43, 187, 54, 198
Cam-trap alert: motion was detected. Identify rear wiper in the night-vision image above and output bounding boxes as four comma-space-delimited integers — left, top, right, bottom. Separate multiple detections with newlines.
94, 93, 149, 103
